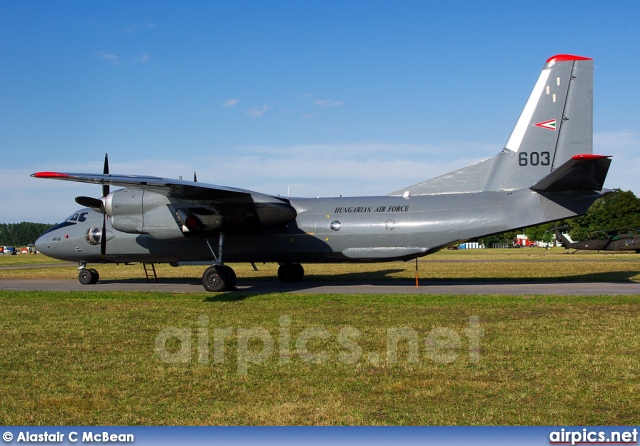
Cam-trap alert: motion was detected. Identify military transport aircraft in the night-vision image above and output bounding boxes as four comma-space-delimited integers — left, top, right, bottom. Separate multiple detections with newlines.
33, 54, 612, 291
553, 227, 640, 252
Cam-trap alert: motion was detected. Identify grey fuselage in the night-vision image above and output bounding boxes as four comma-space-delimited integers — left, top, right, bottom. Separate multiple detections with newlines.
37, 187, 603, 265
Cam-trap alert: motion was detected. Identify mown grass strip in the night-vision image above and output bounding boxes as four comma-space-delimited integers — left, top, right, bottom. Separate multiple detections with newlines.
1, 291, 638, 425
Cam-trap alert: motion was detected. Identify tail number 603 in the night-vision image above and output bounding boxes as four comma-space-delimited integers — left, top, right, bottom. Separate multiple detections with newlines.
519, 151, 550, 166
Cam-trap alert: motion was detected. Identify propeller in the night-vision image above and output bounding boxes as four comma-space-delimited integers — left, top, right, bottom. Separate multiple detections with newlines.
75, 196, 104, 210
102, 153, 110, 197
74, 153, 110, 258
100, 154, 109, 258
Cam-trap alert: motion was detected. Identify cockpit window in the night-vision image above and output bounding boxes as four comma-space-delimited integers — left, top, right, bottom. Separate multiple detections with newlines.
41, 221, 75, 235
40, 212, 90, 236
66, 212, 88, 222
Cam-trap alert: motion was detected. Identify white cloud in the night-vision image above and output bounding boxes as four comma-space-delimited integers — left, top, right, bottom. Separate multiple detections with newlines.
188, 142, 495, 197
594, 130, 638, 151
5, 142, 491, 222
314, 99, 343, 108
224, 98, 239, 108
98, 52, 120, 64
9, 134, 637, 224
594, 130, 640, 194
120, 22, 157, 34
245, 105, 268, 117
99, 51, 151, 65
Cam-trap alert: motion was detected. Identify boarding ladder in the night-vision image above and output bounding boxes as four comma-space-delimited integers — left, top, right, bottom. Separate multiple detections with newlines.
142, 263, 158, 283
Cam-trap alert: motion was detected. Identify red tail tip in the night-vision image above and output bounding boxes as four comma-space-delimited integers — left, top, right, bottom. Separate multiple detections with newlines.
571, 154, 610, 160
546, 54, 592, 63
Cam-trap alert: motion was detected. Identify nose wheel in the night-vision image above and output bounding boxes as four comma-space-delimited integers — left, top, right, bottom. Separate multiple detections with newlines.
78, 268, 99, 285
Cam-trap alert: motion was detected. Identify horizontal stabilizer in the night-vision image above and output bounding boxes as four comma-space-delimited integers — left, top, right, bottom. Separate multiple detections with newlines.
530, 154, 611, 192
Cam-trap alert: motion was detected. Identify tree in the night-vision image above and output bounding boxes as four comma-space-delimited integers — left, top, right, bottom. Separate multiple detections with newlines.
567, 189, 640, 240
0, 222, 55, 246
524, 222, 555, 245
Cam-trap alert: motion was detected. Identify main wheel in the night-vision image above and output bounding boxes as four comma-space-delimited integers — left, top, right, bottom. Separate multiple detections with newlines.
202, 265, 233, 292
224, 266, 237, 288
277, 263, 304, 282
78, 268, 99, 285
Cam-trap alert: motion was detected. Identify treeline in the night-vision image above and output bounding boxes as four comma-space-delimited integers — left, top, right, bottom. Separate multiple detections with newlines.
479, 189, 640, 245
0, 222, 55, 247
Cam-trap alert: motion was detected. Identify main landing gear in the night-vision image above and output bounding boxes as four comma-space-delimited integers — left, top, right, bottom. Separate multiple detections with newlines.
201, 234, 307, 291
201, 233, 237, 292
202, 264, 237, 292
277, 263, 304, 282
201, 262, 305, 291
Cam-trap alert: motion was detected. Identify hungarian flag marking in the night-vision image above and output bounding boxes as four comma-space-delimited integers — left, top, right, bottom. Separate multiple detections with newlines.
534, 119, 557, 131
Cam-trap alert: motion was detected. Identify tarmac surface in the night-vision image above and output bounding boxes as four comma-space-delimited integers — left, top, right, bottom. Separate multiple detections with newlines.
1, 278, 639, 295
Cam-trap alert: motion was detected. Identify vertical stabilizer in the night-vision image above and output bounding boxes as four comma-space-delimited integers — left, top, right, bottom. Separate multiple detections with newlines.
499, 54, 593, 189
390, 54, 594, 196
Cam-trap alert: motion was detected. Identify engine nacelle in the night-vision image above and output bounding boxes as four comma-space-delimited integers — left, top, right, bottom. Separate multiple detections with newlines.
104, 188, 185, 240
103, 187, 297, 240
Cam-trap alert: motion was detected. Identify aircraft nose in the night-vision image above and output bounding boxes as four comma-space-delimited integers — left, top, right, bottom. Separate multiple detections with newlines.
34, 233, 52, 255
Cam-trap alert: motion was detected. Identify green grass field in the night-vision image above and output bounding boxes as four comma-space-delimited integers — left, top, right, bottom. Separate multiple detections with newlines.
1, 250, 640, 425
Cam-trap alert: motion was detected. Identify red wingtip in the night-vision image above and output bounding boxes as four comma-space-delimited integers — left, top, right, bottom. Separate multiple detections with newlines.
572, 154, 611, 160
32, 172, 72, 178
546, 54, 592, 63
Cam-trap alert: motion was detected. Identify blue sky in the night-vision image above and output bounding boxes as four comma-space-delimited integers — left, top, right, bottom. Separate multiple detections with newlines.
1, 1, 639, 223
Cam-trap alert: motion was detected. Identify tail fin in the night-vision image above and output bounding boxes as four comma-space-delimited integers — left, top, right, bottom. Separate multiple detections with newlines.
390, 54, 597, 196
553, 227, 576, 248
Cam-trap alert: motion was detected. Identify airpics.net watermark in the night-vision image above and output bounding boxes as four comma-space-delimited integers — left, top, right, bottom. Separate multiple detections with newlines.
155, 315, 484, 375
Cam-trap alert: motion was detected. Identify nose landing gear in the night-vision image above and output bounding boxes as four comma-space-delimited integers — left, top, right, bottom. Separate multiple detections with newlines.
78, 263, 99, 285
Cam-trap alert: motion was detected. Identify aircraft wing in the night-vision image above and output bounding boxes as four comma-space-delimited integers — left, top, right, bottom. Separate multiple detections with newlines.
31, 171, 283, 203
530, 154, 611, 192
32, 171, 298, 235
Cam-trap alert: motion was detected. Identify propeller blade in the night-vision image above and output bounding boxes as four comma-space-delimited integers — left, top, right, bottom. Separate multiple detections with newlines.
194, 171, 197, 182
100, 214, 107, 258
102, 153, 110, 197
75, 196, 104, 212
